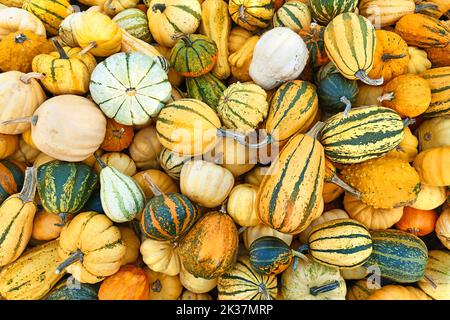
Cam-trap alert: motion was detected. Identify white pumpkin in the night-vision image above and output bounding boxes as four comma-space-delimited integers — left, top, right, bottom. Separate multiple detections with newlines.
410, 185, 446, 210
243, 223, 293, 250
140, 238, 181, 276
298, 209, 349, 244
249, 27, 308, 90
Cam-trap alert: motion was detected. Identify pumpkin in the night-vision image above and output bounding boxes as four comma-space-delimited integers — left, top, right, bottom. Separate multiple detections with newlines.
46, 277, 99, 300
368, 285, 431, 300
378, 74, 431, 117
0, 7, 45, 39
146, 268, 183, 300
421, 67, 450, 118
324, 13, 381, 86
298, 209, 349, 244
158, 147, 190, 180
180, 160, 234, 208
90, 52, 171, 126
58, 12, 81, 47
228, 0, 274, 32
112, 8, 151, 43
133, 169, 179, 200
227, 183, 259, 227
384, 126, 419, 163
395, 206, 438, 236
426, 44, 450, 67
408, 46, 432, 74
179, 291, 212, 300
355, 83, 383, 107
0, 30, 52, 73
98, 264, 149, 300
228, 34, 259, 82
309, 0, 357, 25
413, 147, 450, 186
436, 206, 450, 249
417, 117, 450, 151
101, 119, 134, 152
32, 40, 97, 95
273, 1, 310, 32
32, 210, 62, 241
323, 182, 344, 204
140, 238, 181, 276
340, 265, 369, 280
281, 255, 346, 300
103, 0, 139, 16
118, 227, 139, 266
0, 134, 18, 159
0, 166, 37, 266
185, 73, 226, 109
94, 152, 137, 176
418, 250, 450, 300
177, 207, 239, 279
346, 279, 378, 300
147, 0, 201, 47
243, 223, 293, 250
129, 126, 163, 170
317, 73, 358, 116
343, 194, 405, 230
22, 0, 73, 35
249, 27, 308, 90
0, 159, 25, 204
228, 26, 252, 54
298, 22, 329, 68
179, 266, 217, 294
410, 184, 446, 210
8, 137, 40, 164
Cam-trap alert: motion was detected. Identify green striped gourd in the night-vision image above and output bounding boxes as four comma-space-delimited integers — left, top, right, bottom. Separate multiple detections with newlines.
0, 159, 25, 204
37, 161, 98, 224
217, 256, 277, 300
317, 73, 359, 116
22, 0, 74, 35
418, 250, 450, 300
158, 147, 191, 180
298, 23, 329, 69
319, 106, 404, 164
272, 1, 311, 32
46, 277, 99, 300
307, 219, 373, 269
112, 8, 152, 43
185, 72, 227, 109
96, 155, 145, 223
421, 67, 450, 117
258, 123, 325, 234
309, 0, 358, 25
228, 0, 274, 32
364, 229, 428, 283
217, 82, 268, 132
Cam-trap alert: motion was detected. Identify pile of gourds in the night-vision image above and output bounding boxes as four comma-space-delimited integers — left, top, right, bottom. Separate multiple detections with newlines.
0, 0, 449, 301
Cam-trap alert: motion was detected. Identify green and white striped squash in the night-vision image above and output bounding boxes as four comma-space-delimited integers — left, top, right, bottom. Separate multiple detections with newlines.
46, 277, 99, 300
158, 147, 191, 180
217, 256, 277, 300
309, 0, 358, 25
307, 219, 373, 269
319, 106, 404, 164
112, 8, 152, 43
418, 250, 450, 300
89, 52, 172, 126
317, 73, 359, 116
364, 229, 428, 283
272, 1, 311, 32
185, 72, 226, 110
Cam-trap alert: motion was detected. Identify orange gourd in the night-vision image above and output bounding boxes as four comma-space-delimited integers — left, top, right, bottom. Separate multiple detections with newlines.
395, 206, 438, 236
98, 264, 149, 300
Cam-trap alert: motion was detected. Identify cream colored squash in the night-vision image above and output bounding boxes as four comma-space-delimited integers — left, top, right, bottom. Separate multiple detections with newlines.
0, 7, 46, 39
94, 152, 137, 176
179, 265, 217, 294
408, 46, 432, 74
340, 265, 369, 280
227, 183, 259, 227
411, 185, 446, 210
129, 126, 163, 170
140, 238, 180, 276
435, 206, 450, 250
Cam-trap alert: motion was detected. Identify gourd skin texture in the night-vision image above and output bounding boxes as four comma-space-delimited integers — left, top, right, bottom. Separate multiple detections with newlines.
249, 236, 293, 275
229, 34, 259, 82
140, 238, 181, 276
186, 73, 226, 110
298, 23, 329, 69
317, 73, 358, 116
46, 279, 99, 300
416, 117, 450, 151
407, 46, 431, 75
418, 250, 450, 300
112, 8, 152, 43
309, 0, 357, 25
273, 1, 311, 32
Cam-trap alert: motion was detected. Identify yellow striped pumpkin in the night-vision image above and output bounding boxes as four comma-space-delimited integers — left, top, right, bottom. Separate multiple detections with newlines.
421, 67, 450, 117
228, 0, 274, 32
22, 0, 73, 35
272, 1, 311, 32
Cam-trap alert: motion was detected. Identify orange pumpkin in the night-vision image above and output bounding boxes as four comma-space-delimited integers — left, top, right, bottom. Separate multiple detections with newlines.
98, 264, 149, 300
100, 119, 134, 152
395, 206, 438, 236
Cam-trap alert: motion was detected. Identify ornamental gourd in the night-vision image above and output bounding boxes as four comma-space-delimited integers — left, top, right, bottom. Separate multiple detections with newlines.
298, 209, 349, 244
436, 206, 450, 249
186, 73, 226, 109
32, 210, 62, 241
0, 160, 25, 204
140, 238, 181, 276
227, 183, 259, 227
228, 26, 252, 54
309, 0, 358, 25
0, 7, 46, 39
158, 147, 191, 180
417, 117, 450, 151
228, 0, 274, 32
421, 67, 450, 118
133, 169, 179, 200
129, 126, 163, 170
408, 46, 432, 74
98, 265, 149, 300
413, 146, 450, 186
273, 1, 311, 32
179, 266, 217, 294
410, 184, 446, 210
395, 207, 438, 236
102, 0, 139, 17
418, 250, 450, 300
46, 278, 99, 300
368, 285, 431, 300
58, 12, 81, 47
101, 119, 134, 152
93, 152, 137, 176
243, 223, 293, 250
426, 44, 450, 67
112, 8, 152, 43
22, 0, 73, 35
317, 73, 358, 116
385, 126, 418, 163
355, 84, 383, 107
0, 134, 18, 159
118, 227, 140, 266
298, 23, 329, 68
228, 34, 259, 82
146, 268, 183, 300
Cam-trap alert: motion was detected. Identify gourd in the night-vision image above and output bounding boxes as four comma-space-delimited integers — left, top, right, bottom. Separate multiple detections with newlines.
0, 240, 64, 300
426, 44, 450, 67
8, 137, 39, 164
244, 166, 267, 186
315, 60, 339, 84
180, 160, 234, 208
378, 74, 431, 118
129, 126, 163, 170
324, 13, 382, 86
368, 285, 431, 300
0, 0, 24, 7
364, 229, 428, 283
408, 46, 432, 74
410, 184, 446, 210
101, 119, 134, 152
227, 184, 259, 227
298, 209, 349, 244
340, 265, 369, 280
273, 1, 310, 32
37, 160, 99, 225
140, 238, 181, 276
179, 266, 217, 294
158, 148, 190, 180
185, 73, 226, 109
32, 40, 97, 95
179, 291, 212, 300
56, 211, 126, 284
343, 194, 404, 230
133, 169, 179, 200
228, 26, 252, 54
118, 227, 140, 266
0, 134, 18, 159
395, 207, 438, 236
249, 27, 308, 90
200, 0, 231, 80
22, 127, 36, 149
0, 167, 37, 266
281, 256, 346, 300
22, 0, 73, 35
355, 84, 383, 107
94, 152, 137, 176
317, 73, 358, 116
413, 147, 450, 186
103, 0, 139, 16
228, 34, 259, 82
322, 182, 344, 204
384, 126, 418, 163
90, 52, 171, 126
217, 256, 277, 300
243, 223, 293, 250
309, 0, 357, 25
58, 12, 81, 47
417, 117, 450, 151
368, 30, 409, 83
0, 159, 25, 204
112, 8, 152, 43
0, 7, 45, 39
418, 250, 450, 300
32, 210, 62, 241
436, 207, 450, 249
298, 22, 329, 69
177, 205, 239, 279
147, 0, 202, 47
421, 67, 450, 118
341, 157, 420, 209
146, 268, 183, 300
46, 277, 99, 300
346, 279, 378, 300
228, 0, 274, 32
98, 265, 149, 300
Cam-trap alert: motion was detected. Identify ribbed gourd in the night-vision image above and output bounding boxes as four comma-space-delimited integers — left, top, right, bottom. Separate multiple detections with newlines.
272, 1, 311, 32
185, 73, 226, 109
309, 0, 358, 25
228, 0, 274, 32
22, 0, 74, 35
112, 8, 152, 43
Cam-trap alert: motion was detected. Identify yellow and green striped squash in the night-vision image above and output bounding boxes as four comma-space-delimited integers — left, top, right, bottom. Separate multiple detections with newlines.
272, 1, 311, 32
22, 0, 74, 35
324, 12, 382, 86
186, 72, 226, 110
310, 0, 358, 25
158, 147, 191, 180
307, 218, 373, 269
418, 250, 450, 300
320, 106, 404, 164
228, 0, 274, 32
421, 67, 450, 117
112, 8, 152, 43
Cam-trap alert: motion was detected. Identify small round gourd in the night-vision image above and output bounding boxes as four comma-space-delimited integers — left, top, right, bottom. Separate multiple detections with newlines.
129, 126, 163, 170
413, 147, 450, 186
368, 285, 431, 300
94, 152, 137, 176
118, 227, 140, 266
418, 250, 450, 300
228, 0, 274, 32
243, 223, 293, 250
98, 264, 149, 300
273, 1, 311, 32
395, 206, 438, 236
179, 266, 217, 294
416, 117, 450, 151
132, 169, 179, 200
158, 147, 191, 180
227, 184, 259, 227
407, 46, 432, 74
22, 0, 74, 35
435, 207, 450, 250
0, 7, 46, 39
146, 268, 183, 300
317, 73, 358, 116
140, 238, 181, 276
410, 184, 446, 210
58, 12, 81, 47
0, 134, 18, 159
112, 8, 152, 43
0, 160, 25, 205
101, 119, 134, 152
298, 209, 349, 244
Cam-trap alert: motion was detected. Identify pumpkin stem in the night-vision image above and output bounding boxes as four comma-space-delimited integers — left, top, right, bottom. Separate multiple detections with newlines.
54, 212, 68, 227
171, 32, 190, 46
142, 173, 163, 197
238, 5, 248, 23
14, 33, 28, 44
1, 115, 38, 126
257, 283, 271, 300
306, 121, 325, 139
340, 96, 352, 118
78, 41, 97, 56
51, 38, 69, 60
382, 53, 407, 62
355, 70, 383, 86
20, 72, 45, 84
310, 280, 341, 296
377, 92, 395, 102
217, 128, 272, 149
415, 3, 439, 12
238, 226, 247, 234
423, 274, 438, 289
18, 167, 37, 203
152, 280, 162, 292
402, 118, 416, 127
55, 249, 84, 275
330, 174, 362, 198
407, 227, 420, 235
219, 200, 227, 214
93, 152, 107, 169
152, 3, 166, 13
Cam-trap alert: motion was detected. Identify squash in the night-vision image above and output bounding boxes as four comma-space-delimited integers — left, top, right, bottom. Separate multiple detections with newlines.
132, 169, 179, 200
31, 210, 62, 241
364, 229, 428, 283
346, 279, 378, 300
0, 166, 37, 266
228, 26, 252, 54
340, 265, 369, 280
0, 0, 24, 7
411, 184, 446, 210
281, 255, 346, 300
273, 1, 311, 32
101, 119, 134, 152
421, 67, 450, 118
103, 0, 139, 16
417, 117, 450, 151
341, 157, 420, 209
227, 183, 259, 227
309, 0, 357, 25
129, 126, 163, 170
324, 12, 381, 86
413, 147, 450, 186
314, 60, 339, 84
22, 0, 73, 35
298, 22, 329, 69
118, 227, 139, 266
378, 74, 431, 117
217, 255, 277, 300
112, 8, 151, 44
140, 238, 181, 276
58, 12, 81, 47
420, 0, 450, 18
317, 73, 358, 116
185, 73, 226, 110
395, 206, 438, 236
355, 83, 383, 107
408, 46, 432, 74
426, 44, 450, 67
8, 137, 39, 164
436, 207, 450, 249
180, 160, 234, 208
158, 148, 190, 180
22, 127, 36, 149
0, 7, 45, 39
98, 265, 149, 300
384, 126, 418, 163
90, 52, 171, 126
298, 209, 349, 244
249, 27, 308, 90
179, 266, 217, 294
147, 0, 201, 47
94, 152, 136, 176
395, 13, 450, 48
0, 240, 64, 300
243, 223, 293, 250
0, 134, 18, 159
0, 159, 25, 204
217, 82, 268, 132
200, 0, 231, 80
228, 34, 259, 82
179, 291, 212, 300
46, 277, 99, 300
177, 206, 239, 279
32, 40, 97, 96
146, 268, 183, 300
323, 183, 344, 204
228, 0, 274, 32
418, 250, 450, 300
343, 194, 404, 230
368, 285, 431, 300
